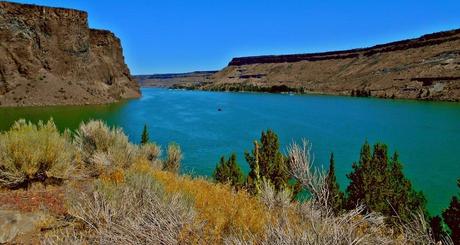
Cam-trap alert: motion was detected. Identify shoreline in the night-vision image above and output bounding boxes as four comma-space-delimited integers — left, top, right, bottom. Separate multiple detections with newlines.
153, 85, 460, 103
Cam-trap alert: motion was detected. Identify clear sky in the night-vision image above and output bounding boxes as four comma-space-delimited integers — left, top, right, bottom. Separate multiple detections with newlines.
8, 0, 460, 74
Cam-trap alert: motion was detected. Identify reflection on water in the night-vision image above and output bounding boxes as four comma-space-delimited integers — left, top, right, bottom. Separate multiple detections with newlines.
0, 101, 128, 131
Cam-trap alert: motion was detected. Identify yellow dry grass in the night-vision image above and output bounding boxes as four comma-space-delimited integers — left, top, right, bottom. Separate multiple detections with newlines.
128, 161, 269, 243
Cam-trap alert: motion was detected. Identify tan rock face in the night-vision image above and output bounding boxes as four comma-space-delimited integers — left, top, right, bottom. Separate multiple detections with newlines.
193, 29, 460, 101
0, 1, 140, 106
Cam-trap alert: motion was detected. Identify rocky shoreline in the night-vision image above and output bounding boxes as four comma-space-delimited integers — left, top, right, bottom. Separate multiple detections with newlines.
171, 83, 460, 102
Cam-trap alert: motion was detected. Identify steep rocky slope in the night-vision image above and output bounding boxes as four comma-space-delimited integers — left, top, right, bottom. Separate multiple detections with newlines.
0, 1, 140, 106
186, 29, 460, 101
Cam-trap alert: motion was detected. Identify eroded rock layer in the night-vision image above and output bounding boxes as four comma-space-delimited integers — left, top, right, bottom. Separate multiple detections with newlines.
0, 1, 140, 106
134, 71, 217, 88
192, 29, 460, 101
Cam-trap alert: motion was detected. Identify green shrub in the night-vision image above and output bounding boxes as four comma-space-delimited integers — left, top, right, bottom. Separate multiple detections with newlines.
346, 141, 426, 224
325, 153, 345, 215
0, 119, 74, 188
213, 153, 244, 188
245, 130, 294, 194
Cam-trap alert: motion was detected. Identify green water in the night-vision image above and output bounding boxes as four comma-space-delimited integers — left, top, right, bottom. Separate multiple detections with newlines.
1, 88, 459, 215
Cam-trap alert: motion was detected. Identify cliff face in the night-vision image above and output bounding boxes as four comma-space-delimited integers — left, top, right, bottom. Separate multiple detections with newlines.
0, 1, 140, 106
193, 29, 460, 101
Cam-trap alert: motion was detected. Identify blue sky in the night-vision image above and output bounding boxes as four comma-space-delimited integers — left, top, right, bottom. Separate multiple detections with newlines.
9, 0, 460, 74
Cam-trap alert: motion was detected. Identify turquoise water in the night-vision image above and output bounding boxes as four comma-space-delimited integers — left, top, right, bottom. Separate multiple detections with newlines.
1, 88, 459, 214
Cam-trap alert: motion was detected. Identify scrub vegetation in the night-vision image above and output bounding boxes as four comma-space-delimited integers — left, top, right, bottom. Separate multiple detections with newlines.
0, 119, 458, 244
0, 119, 74, 189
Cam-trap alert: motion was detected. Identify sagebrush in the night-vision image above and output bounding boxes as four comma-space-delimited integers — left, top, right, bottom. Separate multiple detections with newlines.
0, 119, 74, 188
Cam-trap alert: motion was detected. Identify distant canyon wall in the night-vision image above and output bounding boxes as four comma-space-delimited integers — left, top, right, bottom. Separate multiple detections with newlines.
189, 29, 460, 101
0, 1, 140, 106
134, 71, 217, 88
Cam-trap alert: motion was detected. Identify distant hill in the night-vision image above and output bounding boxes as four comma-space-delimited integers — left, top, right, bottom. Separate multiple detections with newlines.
178, 28, 460, 101
134, 71, 217, 88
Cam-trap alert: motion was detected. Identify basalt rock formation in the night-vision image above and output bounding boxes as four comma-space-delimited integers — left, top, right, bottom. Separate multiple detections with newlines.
185, 29, 460, 101
0, 1, 140, 106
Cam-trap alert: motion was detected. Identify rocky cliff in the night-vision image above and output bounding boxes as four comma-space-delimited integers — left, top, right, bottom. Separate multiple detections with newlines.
0, 1, 140, 106
186, 29, 460, 101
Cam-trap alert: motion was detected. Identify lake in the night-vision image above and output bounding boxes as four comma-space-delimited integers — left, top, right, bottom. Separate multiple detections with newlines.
1, 88, 459, 215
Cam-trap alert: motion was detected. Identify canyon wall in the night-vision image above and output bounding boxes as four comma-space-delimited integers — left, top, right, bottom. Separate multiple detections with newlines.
0, 1, 140, 106
134, 71, 217, 88
188, 29, 460, 101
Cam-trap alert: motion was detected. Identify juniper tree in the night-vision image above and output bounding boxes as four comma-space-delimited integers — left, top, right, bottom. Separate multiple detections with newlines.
326, 153, 345, 214
259, 130, 285, 178
346, 141, 426, 224
386, 152, 426, 222
346, 141, 372, 209
442, 179, 460, 244
141, 124, 149, 145
245, 130, 292, 193
246, 141, 262, 194
214, 156, 228, 183
213, 153, 244, 188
